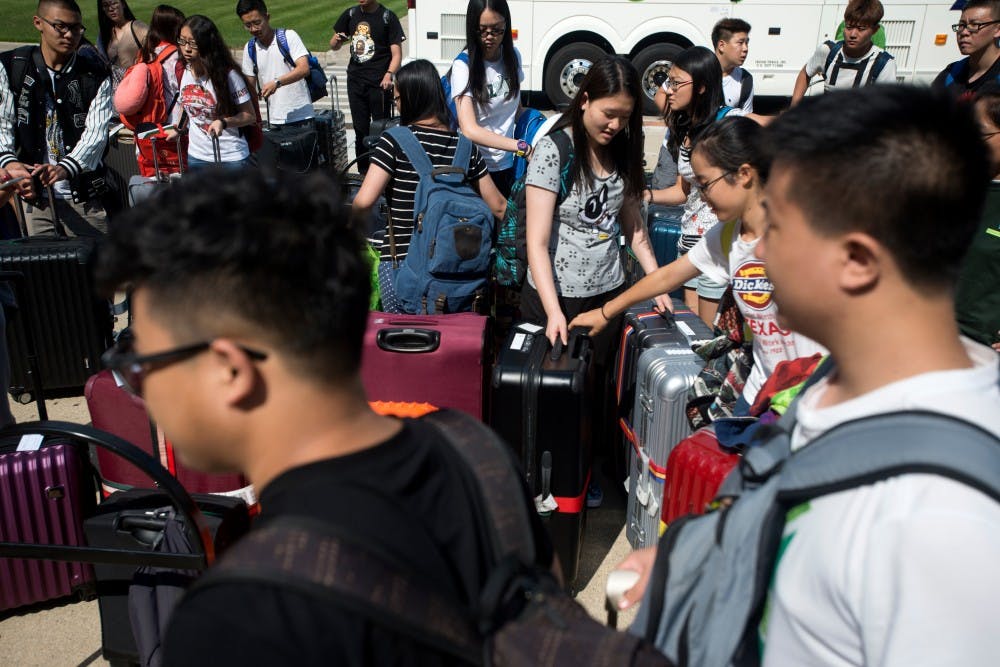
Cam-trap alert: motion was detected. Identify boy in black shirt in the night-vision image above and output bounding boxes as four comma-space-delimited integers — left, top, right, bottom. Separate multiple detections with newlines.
95, 169, 551, 666
331, 0, 405, 173
934, 0, 1000, 100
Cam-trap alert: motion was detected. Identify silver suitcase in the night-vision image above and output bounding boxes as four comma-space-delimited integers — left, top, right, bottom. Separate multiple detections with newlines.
625, 346, 704, 548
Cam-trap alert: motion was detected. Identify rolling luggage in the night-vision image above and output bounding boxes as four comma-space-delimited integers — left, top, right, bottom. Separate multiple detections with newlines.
313, 76, 349, 174
660, 426, 739, 529
647, 204, 683, 267
0, 421, 238, 648
0, 237, 113, 398
82, 488, 250, 665
85, 369, 255, 502
104, 128, 140, 213
0, 439, 96, 611
258, 104, 321, 174
625, 343, 706, 549
490, 325, 592, 593
128, 129, 184, 206
361, 312, 488, 420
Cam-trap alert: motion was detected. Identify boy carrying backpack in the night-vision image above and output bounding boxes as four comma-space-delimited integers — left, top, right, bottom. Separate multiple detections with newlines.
790, 0, 895, 106
616, 85, 1000, 666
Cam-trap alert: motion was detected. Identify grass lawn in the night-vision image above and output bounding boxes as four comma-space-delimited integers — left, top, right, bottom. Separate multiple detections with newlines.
0, 0, 407, 52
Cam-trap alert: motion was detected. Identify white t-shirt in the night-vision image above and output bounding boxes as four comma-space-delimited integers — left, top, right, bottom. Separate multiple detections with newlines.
723, 67, 753, 112
805, 42, 897, 93
179, 68, 252, 162
241, 29, 313, 125
686, 220, 826, 403
761, 339, 1000, 666
449, 47, 524, 172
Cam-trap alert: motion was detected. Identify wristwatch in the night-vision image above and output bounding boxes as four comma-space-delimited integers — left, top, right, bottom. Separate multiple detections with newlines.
274, 78, 282, 88
514, 139, 530, 158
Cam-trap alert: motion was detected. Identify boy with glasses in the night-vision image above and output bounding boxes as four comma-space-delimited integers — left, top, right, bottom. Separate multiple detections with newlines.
96, 168, 552, 664
0, 0, 114, 236
790, 0, 895, 106
934, 0, 1000, 100
329, 0, 405, 173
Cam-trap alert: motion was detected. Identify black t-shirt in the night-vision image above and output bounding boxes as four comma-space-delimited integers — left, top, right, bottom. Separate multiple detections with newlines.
334, 3, 405, 85
932, 54, 1000, 100
956, 181, 1000, 347
369, 126, 490, 262
162, 419, 551, 667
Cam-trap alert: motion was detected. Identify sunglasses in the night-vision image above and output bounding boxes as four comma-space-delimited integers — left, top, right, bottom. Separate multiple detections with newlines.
102, 331, 267, 397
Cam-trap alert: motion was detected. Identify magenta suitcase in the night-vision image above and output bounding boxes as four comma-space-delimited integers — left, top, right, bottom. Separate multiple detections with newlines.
85, 370, 254, 502
0, 442, 96, 611
361, 312, 488, 419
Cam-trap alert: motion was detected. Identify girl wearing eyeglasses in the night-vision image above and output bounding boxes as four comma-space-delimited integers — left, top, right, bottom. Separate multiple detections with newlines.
176, 15, 256, 168
449, 0, 524, 197
646, 46, 747, 325
571, 116, 825, 412
97, 0, 148, 88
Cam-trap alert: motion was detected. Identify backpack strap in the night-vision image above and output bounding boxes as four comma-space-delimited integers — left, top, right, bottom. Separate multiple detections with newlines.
274, 28, 297, 70
714, 105, 734, 122
192, 516, 483, 665
777, 411, 1000, 503
823, 40, 843, 79
945, 58, 969, 87
386, 125, 434, 178
548, 129, 576, 205
720, 219, 738, 263
130, 21, 141, 50
738, 69, 753, 109
246, 38, 258, 72
867, 50, 894, 85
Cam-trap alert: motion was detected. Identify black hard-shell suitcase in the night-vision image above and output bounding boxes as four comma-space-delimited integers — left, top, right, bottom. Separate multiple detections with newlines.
313, 76, 348, 174
490, 324, 592, 593
0, 238, 113, 398
83, 488, 250, 665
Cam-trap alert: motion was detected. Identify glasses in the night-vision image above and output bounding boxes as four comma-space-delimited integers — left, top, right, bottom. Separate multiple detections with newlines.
665, 79, 693, 90
693, 171, 733, 196
38, 16, 86, 35
243, 19, 265, 29
176, 38, 198, 49
951, 20, 1000, 34
102, 331, 267, 397
479, 23, 506, 38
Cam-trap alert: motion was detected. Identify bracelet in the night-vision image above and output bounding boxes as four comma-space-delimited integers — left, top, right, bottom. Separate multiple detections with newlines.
600, 303, 610, 321
219, 118, 228, 130
646, 188, 653, 205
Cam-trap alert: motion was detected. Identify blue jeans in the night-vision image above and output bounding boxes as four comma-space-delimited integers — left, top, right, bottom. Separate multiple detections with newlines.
186, 156, 252, 170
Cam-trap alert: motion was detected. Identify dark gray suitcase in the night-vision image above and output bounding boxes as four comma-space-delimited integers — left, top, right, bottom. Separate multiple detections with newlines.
314, 76, 348, 174
0, 238, 113, 398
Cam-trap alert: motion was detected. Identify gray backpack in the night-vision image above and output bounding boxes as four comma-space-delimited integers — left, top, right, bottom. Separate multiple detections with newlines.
633, 360, 1000, 666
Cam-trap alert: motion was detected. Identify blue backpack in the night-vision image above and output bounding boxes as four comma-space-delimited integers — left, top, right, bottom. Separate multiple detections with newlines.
246, 29, 327, 102
386, 126, 494, 314
512, 108, 547, 180
440, 52, 469, 131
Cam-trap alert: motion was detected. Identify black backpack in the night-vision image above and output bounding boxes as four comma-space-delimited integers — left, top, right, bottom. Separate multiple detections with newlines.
192, 410, 670, 666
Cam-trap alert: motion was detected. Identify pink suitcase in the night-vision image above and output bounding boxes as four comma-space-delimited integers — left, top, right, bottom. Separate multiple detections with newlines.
361, 312, 488, 419
0, 442, 95, 611
85, 370, 254, 503
661, 427, 740, 529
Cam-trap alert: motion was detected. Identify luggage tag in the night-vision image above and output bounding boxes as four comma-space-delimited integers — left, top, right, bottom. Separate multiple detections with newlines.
646, 479, 661, 518
16, 434, 43, 451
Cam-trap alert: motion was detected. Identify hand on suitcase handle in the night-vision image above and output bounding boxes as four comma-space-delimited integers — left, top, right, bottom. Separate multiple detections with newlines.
611, 546, 657, 610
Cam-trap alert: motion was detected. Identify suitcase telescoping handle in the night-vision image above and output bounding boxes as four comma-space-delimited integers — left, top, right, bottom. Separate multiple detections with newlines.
212, 133, 222, 164
0, 420, 216, 570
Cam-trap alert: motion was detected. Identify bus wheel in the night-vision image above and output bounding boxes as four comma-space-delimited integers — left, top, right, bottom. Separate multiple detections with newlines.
544, 43, 607, 109
633, 43, 683, 116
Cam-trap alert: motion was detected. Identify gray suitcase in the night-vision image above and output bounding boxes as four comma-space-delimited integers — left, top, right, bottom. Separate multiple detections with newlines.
128, 133, 183, 206
314, 76, 348, 174
625, 345, 705, 549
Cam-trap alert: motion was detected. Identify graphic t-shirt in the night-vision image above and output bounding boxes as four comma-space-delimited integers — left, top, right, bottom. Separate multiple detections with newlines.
241, 29, 314, 125
179, 68, 252, 162
686, 220, 826, 403
449, 48, 524, 172
759, 340, 1000, 666
525, 130, 625, 297
333, 5, 405, 86
369, 126, 489, 262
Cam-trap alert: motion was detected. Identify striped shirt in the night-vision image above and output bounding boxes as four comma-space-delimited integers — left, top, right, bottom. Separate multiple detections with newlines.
370, 126, 489, 262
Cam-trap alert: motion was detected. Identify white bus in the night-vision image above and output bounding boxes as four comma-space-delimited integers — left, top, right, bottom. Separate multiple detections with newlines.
404, 0, 961, 113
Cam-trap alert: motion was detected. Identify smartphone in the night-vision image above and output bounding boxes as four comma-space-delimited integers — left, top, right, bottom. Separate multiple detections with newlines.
0, 176, 25, 191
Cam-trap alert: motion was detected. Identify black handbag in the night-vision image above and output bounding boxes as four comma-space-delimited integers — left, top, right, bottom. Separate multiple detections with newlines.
258, 122, 320, 174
